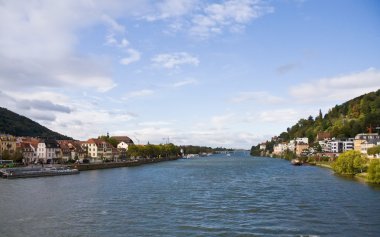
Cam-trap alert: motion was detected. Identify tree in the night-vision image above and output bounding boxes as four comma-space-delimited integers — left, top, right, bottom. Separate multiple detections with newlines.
367, 159, 380, 184
332, 150, 366, 175
368, 146, 380, 156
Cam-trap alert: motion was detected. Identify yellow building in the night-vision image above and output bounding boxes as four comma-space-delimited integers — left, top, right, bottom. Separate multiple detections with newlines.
296, 143, 309, 155
0, 134, 17, 155
354, 133, 380, 153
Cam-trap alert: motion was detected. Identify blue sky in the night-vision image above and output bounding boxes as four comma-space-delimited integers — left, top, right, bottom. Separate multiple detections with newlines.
0, 0, 379, 149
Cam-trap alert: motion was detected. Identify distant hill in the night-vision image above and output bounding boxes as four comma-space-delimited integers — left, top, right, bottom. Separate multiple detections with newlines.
251, 89, 380, 154
0, 107, 72, 140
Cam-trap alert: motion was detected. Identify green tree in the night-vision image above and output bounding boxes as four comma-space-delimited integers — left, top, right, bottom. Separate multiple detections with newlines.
368, 146, 380, 156
332, 150, 365, 175
367, 159, 380, 184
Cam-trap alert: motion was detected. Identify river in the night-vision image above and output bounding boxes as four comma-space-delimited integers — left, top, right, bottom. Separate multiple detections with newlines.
1, 153, 379, 236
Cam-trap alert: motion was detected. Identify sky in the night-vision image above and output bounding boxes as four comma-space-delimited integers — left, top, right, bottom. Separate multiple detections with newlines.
0, 0, 380, 149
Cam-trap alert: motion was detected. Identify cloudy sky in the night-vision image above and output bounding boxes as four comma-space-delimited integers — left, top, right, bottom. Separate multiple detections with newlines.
1, 0, 379, 149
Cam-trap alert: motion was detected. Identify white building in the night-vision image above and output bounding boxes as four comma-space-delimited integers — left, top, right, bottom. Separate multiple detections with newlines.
295, 137, 309, 144
37, 140, 61, 163
117, 141, 130, 150
273, 143, 288, 155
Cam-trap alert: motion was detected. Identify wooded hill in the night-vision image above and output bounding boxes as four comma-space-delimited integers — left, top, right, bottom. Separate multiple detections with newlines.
0, 107, 72, 140
251, 89, 380, 154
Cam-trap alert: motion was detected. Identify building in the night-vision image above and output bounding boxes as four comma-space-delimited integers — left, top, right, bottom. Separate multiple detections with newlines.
20, 141, 39, 164
37, 140, 61, 163
342, 140, 354, 152
295, 137, 309, 144
273, 143, 288, 155
57, 140, 87, 162
296, 143, 309, 155
0, 134, 17, 156
83, 139, 115, 162
316, 132, 331, 141
354, 133, 380, 154
329, 141, 342, 153
259, 143, 266, 150
113, 136, 134, 150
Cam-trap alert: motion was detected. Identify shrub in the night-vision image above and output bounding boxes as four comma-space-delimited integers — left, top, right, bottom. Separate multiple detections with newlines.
367, 159, 380, 184
332, 150, 366, 175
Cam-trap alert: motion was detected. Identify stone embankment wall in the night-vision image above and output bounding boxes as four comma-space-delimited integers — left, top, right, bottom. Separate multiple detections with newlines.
69, 156, 179, 171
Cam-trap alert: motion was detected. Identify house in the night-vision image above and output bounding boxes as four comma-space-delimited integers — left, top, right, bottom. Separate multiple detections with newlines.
296, 143, 309, 155
0, 134, 17, 156
83, 139, 115, 162
37, 140, 61, 163
57, 140, 87, 162
316, 132, 331, 141
273, 143, 288, 155
112, 136, 134, 151
20, 140, 39, 164
354, 133, 380, 154
295, 137, 309, 144
259, 143, 266, 150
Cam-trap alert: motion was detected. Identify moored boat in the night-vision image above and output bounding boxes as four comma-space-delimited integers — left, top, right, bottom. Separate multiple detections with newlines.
291, 159, 302, 166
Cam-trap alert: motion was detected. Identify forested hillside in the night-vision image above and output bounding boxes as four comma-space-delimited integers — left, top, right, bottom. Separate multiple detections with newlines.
251, 89, 380, 155
280, 89, 380, 143
0, 107, 72, 140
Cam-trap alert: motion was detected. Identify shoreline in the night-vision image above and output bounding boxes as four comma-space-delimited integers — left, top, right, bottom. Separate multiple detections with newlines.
68, 156, 179, 171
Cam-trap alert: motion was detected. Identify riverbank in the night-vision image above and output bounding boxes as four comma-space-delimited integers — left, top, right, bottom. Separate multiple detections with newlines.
68, 156, 179, 171
314, 161, 375, 184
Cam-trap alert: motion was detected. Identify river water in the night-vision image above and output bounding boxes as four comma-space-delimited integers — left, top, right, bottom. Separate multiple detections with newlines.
1, 153, 379, 237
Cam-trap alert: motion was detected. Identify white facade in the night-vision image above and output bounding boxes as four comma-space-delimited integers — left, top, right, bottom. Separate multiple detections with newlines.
329, 141, 341, 153
36, 141, 61, 163
37, 143, 46, 161
117, 141, 129, 150
288, 140, 296, 151
342, 141, 354, 152
295, 137, 309, 144
273, 143, 288, 155
83, 143, 98, 158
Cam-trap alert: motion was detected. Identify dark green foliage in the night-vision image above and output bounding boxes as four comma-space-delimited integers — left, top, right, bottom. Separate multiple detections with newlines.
250, 144, 260, 156
0, 107, 72, 139
180, 145, 232, 155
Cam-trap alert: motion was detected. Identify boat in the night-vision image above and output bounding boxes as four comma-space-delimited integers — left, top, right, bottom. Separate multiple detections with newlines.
1, 167, 79, 179
291, 159, 302, 166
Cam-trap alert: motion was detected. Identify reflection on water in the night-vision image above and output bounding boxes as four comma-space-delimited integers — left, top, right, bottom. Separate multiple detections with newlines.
1, 154, 379, 237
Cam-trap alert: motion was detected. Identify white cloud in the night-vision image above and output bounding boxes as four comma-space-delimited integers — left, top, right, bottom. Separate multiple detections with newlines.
102, 14, 126, 33
190, 0, 273, 39
211, 113, 235, 130
172, 79, 199, 88
290, 68, 380, 103
0, 0, 124, 92
231, 91, 283, 104
143, 0, 198, 21
259, 109, 300, 123
152, 52, 199, 69
120, 49, 141, 65
122, 89, 154, 100
102, 14, 141, 65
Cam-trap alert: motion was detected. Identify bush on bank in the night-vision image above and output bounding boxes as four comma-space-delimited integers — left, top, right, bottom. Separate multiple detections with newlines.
367, 159, 380, 184
332, 150, 367, 175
